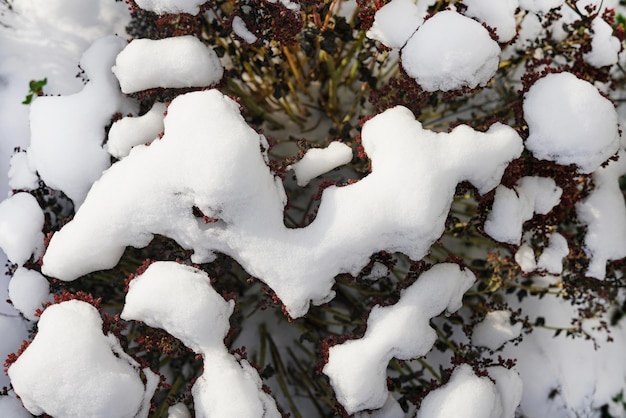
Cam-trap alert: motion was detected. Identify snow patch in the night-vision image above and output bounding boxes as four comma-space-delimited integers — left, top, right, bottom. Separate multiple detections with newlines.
112, 36, 223, 94
401, 10, 501, 91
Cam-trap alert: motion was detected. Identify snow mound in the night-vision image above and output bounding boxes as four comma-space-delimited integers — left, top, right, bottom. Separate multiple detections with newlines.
484, 177, 562, 245
112, 36, 223, 94
463, 0, 519, 42
134, 0, 208, 15
417, 364, 522, 418
8, 300, 156, 418
524, 72, 620, 173
366, 0, 424, 49
401, 10, 501, 91
323, 264, 476, 414
0, 192, 45, 265
27, 36, 132, 207
122, 261, 280, 417
107, 102, 166, 159
519, 0, 564, 14
584, 17, 621, 68
472, 310, 523, 350
42, 90, 522, 318
577, 148, 626, 279
8, 152, 39, 191
8, 267, 51, 321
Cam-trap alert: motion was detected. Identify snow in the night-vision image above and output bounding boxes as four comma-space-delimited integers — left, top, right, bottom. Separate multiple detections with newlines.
8, 300, 156, 418
502, 278, 626, 417
401, 10, 501, 92
524, 72, 620, 173
463, 0, 519, 42
112, 36, 224, 94
536, 232, 569, 274
584, 17, 621, 68
484, 177, 562, 245
134, 0, 208, 15
27, 36, 133, 207
577, 148, 626, 279
323, 264, 476, 414
519, 0, 565, 14
0, 192, 44, 265
121, 261, 281, 417
289, 141, 353, 186
107, 102, 166, 159
366, 0, 424, 49
232, 16, 258, 44
167, 403, 191, 418
42, 91, 521, 317
8, 267, 51, 321
515, 243, 537, 272
472, 310, 523, 350
8, 151, 39, 191
0, 394, 32, 418
417, 364, 522, 418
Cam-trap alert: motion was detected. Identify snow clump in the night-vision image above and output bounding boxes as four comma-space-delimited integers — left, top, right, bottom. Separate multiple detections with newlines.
524, 72, 620, 173
133, 0, 208, 15
577, 148, 626, 279
366, 0, 424, 49
289, 141, 353, 186
112, 36, 224, 94
323, 264, 476, 414
0, 192, 45, 265
463, 0, 519, 42
417, 364, 522, 418
41, 90, 522, 318
472, 310, 523, 350
484, 177, 562, 245
122, 261, 281, 417
8, 267, 51, 321
8, 300, 157, 418
401, 10, 501, 92
107, 102, 166, 159
27, 36, 132, 207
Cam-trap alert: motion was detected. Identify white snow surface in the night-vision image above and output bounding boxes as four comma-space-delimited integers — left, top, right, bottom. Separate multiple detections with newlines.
577, 148, 626, 279
0, 192, 44, 265
524, 72, 620, 173
8, 267, 51, 321
290, 141, 353, 186
323, 264, 476, 414
519, 0, 565, 13
8, 300, 155, 418
584, 17, 621, 68
463, 0, 519, 42
107, 102, 166, 159
0, 394, 32, 418
484, 177, 562, 245
41, 90, 522, 318
134, 0, 207, 15
8, 151, 39, 191
366, 0, 424, 49
27, 35, 133, 207
417, 364, 522, 418
167, 403, 191, 418
401, 10, 501, 91
112, 36, 224, 94
232, 16, 258, 44
121, 261, 280, 417
472, 310, 523, 350
502, 278, 626, 417
515, 243, 537, 272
